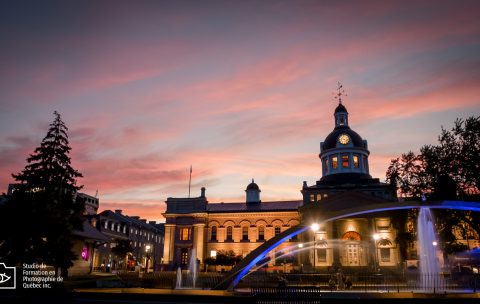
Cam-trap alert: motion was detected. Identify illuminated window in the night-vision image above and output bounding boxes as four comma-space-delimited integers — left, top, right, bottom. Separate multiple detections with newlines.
211, 226, 217, 241
323, 193, 328, 198
317, 248, 327, 262
210, 250, 217, 258
380, 248, 390, 262
341, 231, 362, 241
274, 226, 281, 236
353, 155, 359, 168
242, 226, 249, 241
310, 194, 315, 202
258, 226, 265, 241
179, 227, 190, 241
226, 226, 233, 241
316, 194, 322, 201
332, 156, 338, 169
342, 155, 349, 168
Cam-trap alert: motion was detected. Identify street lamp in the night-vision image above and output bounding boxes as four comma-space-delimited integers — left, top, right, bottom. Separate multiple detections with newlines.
311, 223, 320, 273
145, 245, 151, 273
372, 233, 380, 272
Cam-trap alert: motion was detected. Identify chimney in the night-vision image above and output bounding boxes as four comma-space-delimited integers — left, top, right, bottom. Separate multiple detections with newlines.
149, 221, 156, 225
201, 187, 206, 198
115, 209, 122, 214
131, 216, 140, 220
140, 219, 147, 223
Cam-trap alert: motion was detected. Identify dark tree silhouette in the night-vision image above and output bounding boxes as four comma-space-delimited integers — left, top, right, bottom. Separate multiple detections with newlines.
386, 116, 480, 260
0, 111, 84, 276
387, 116, 479, 200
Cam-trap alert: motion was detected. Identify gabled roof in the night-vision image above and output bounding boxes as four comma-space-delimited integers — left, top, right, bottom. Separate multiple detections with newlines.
207, 200, 302, 213
73, 220, 109, 241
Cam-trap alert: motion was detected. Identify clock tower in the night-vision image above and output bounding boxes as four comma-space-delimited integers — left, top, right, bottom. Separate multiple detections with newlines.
319, 102, 371, 179
301, 97, 396, 205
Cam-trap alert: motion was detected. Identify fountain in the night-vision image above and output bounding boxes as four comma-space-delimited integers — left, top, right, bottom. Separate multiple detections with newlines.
175, 267, 182, 289
188, 248, 198, 288
417, 207, 442, 290
175, 248, 198, 289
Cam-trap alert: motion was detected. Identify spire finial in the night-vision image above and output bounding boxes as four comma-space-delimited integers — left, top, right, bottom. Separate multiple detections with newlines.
334, 81, 347, 105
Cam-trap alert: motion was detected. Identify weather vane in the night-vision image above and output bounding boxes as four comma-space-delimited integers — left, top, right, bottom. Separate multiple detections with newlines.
334, 81, 347, 104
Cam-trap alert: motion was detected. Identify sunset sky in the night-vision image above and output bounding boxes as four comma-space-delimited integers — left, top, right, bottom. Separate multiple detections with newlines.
1, 1, 479, 222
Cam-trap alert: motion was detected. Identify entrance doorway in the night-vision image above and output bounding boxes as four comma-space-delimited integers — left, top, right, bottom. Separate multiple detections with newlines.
180, 248, 189, 266
341, 231, 363, 266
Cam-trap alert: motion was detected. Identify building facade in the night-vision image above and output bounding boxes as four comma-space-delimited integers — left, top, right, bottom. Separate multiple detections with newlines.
162, 101, 401, 272
162, 101, 479, 273
91, 209, 164, 272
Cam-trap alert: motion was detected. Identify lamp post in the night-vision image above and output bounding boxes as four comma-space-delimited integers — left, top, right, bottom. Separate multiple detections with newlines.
145, 245, 151, 273
372, 233, 380, 272
311, 223, 320, 273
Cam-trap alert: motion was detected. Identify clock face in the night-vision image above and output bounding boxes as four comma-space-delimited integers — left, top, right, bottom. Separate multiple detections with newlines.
338, 134, 350, 145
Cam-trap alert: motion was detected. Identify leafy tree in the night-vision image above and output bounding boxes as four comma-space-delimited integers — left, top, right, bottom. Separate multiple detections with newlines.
386, 116, 480, 259
387, 116, 479, 200
0, 111, 84, 276
386, 152, 429, 199
390, 209, 415, 261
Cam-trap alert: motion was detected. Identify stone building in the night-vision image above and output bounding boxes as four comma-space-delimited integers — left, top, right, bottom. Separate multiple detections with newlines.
91, 209, 164, 272
161, 101, 410, 272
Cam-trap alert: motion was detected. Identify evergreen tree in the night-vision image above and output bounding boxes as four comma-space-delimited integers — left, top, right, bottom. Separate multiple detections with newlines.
0, 111, 84, 275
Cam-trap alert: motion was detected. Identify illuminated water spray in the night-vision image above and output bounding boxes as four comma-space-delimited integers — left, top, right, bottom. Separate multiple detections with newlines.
417, 208, 441, 289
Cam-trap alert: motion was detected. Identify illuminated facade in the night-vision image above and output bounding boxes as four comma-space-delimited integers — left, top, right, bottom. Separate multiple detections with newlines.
162, 101, 403, 272
300, 102, 399, 269
162, 184, 301, 270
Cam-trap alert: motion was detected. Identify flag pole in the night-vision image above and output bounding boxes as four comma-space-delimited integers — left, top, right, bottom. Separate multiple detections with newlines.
188, 165, 192, 198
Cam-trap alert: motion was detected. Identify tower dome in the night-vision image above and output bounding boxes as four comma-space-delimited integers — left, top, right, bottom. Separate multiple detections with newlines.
319, 102, 371, 181
245, 179, 261, 204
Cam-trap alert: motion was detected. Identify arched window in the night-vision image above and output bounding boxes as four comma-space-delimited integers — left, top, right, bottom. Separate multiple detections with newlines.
274, 226, 281, 236
242, 226, 249, 241
258, 226, 265, 241
341, 231, 362, 241
226, 226, 233, 242
211, 226, 217, 241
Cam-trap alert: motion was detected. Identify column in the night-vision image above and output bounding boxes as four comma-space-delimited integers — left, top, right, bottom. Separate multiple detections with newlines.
193, 223, 205, 264
163, 224, 176, 264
